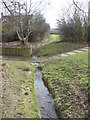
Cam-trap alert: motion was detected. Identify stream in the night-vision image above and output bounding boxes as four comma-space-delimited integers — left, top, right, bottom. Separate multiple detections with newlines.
31, 56, 58, 119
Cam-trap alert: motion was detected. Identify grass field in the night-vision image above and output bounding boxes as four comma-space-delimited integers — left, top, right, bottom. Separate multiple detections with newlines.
33, 41, 86, 57
2, 59, 40, 118
39, 51, 89, 118
47, 34, 60, 43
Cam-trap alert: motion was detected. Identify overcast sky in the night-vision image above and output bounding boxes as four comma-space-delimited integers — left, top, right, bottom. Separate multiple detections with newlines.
43, 0, 88, 28
1, 0, 88, 28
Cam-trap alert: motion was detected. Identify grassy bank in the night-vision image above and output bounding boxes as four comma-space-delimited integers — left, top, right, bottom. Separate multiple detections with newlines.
33, 41, 86, 57
39, 51, 88, 118
47, 34, 60, 43
2, 59, 40, 118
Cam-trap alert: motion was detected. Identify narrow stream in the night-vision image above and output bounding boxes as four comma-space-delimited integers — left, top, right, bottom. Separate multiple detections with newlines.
31, 56, 58, 119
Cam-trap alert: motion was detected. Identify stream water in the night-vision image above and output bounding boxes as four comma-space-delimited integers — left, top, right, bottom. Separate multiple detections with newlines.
31, 56, 58, 119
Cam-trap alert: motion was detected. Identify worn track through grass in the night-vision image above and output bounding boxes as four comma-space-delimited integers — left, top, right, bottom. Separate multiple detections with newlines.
1, 58, 40, 118
33, 41, 87, 57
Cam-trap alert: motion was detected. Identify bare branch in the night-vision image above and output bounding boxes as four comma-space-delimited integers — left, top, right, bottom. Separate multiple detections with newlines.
64, 3, 73, 16
16, 31, 22, 41
2, 0, 17, 23
2, 0, 14, 16
73, 0, 87, 14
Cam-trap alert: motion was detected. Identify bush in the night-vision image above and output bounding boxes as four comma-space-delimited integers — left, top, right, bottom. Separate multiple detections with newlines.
57, 4, 88, 43
58, 18, 88, 42
28, 14, 50, 42
2, 32, 19, 42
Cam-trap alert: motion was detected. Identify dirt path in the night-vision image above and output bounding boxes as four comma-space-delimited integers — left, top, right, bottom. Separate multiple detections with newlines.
1, 59, 24, 118
1, 58, 40, 118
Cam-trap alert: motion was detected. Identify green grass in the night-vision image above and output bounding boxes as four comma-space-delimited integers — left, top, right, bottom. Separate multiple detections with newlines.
33, 42, 85, 57
2, 59, 40, 118
39, 51, 88, 118
47, 34, 60, 43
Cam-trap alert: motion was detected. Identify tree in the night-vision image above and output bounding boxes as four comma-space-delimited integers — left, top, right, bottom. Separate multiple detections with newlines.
31, 12, 50, 41
72, 0, 88, 41
57, 0, 88, 42
2, 0, 49, 44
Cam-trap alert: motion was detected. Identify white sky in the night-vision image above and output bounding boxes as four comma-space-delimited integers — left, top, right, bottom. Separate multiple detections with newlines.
43, 0, 88, 28
0, 0, 88, 28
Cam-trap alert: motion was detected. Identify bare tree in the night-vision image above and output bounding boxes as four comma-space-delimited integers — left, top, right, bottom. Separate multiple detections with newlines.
2, 0, 48, 45
57, 0, 88, 42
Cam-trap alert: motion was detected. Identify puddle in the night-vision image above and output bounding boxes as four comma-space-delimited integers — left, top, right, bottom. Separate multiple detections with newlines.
31, 56, 58, 119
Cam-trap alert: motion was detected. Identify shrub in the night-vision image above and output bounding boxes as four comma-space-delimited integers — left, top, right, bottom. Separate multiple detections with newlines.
2, 32, 19, 42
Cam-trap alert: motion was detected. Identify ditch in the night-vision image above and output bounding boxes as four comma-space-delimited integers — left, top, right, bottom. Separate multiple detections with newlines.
31, 56, 58, 119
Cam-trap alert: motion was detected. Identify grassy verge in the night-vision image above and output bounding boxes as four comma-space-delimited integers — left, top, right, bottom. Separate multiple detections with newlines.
39, 51, 89, 118
33, 42, 86, 57
2, 59, 40, 118
47, 34, 60, 43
